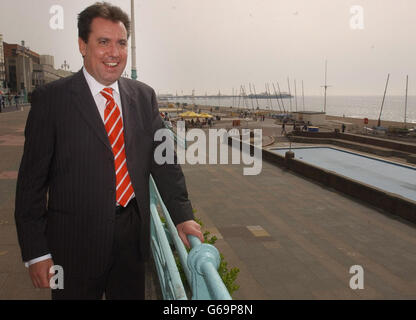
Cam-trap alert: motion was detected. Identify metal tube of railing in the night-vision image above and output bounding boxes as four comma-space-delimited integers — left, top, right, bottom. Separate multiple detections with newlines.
201, 262, 232, 300
188, 235, 201, 248
164, 122, 187, 150
149, 176, 192, 283
149, 201, 188, 300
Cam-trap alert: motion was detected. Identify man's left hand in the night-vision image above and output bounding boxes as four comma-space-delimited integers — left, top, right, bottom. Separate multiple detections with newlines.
176, 220, 204, 249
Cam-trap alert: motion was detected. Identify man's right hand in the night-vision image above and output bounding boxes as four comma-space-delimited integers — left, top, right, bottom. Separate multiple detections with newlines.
28, 258, 54, 288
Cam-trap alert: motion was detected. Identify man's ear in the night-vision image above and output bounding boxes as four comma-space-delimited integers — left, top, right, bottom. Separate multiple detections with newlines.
78, 37, 87, 57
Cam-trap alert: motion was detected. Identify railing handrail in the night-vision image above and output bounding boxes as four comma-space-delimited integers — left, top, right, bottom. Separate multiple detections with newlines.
164, 121, 187, 150
150, 175, 192, 283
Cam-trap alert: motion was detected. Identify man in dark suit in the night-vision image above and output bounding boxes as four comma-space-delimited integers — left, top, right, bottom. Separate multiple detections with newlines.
14, 2, 203, 300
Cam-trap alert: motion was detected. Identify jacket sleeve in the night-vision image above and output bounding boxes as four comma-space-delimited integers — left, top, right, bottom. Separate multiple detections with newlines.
14, 87, 55, 262
149, 89, 195, 225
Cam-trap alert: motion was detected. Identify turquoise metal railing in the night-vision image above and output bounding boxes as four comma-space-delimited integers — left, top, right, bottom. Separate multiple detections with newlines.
163, 121, 187, 150
149, 177, 187, 300
149, 176, 231, 300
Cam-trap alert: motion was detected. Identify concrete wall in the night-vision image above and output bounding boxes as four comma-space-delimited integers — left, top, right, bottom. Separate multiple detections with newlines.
293, 112, 326, 125
40, 55, 54, 68
292, 131, 416, 154
228, 136, 416, 225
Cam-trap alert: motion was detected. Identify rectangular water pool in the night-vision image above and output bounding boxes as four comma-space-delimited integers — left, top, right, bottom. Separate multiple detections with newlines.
270, 147, 416, 202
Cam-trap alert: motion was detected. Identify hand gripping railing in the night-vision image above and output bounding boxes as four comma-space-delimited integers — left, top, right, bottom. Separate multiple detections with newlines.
149, 175, 232, 300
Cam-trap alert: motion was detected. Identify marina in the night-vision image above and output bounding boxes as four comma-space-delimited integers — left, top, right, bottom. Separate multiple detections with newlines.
165, 95, 416, 124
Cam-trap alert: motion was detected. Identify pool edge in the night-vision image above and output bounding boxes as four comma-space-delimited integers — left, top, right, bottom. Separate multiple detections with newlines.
229, 137, 416, 225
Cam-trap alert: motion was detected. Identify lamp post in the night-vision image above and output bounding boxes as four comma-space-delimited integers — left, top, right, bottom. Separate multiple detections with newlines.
61, 60, 70, 71
130, 0, 137, 80
321, 60, 331, 114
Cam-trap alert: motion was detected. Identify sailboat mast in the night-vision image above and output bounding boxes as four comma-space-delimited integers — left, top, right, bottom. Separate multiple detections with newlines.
276, 81, 286, 113
253, 84, 260, 110
302, 80, 305, 111
294, 79, 298, 112
248, 83, 255, 110
266, 83, 273, 110
287, 77, 292, 112
323, 60, 328, 113
377, 73, 390, 127
404, 75, 409, 128
272, 83, 283, 113
324, 61, 327, 113
242, 85, 249, 109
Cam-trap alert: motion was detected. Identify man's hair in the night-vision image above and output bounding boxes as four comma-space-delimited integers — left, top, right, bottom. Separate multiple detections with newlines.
78, 2, 131, 43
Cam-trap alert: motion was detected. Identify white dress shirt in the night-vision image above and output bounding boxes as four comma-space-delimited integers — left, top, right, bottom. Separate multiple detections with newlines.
82, 67, 135, 206
25, 68, 134, 267
82, 67, 123, 123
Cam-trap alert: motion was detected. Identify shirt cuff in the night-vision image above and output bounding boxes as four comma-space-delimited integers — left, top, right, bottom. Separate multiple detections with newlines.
24, 254, 53, 268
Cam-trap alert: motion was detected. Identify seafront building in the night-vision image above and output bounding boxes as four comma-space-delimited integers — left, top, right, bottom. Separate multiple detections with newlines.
32, 55, 73, 87
0, 34, 72, 99
3, 41, 39, 95
0, 34, 6, 90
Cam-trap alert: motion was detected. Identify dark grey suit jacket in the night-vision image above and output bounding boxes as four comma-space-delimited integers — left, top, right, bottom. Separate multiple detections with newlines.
15, 70, 194, 277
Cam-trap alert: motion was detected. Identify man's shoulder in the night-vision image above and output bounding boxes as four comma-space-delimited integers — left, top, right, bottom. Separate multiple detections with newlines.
119, 77, 155, 95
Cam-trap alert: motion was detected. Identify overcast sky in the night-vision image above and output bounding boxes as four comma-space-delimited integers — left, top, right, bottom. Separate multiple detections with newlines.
1, 0, 415, 95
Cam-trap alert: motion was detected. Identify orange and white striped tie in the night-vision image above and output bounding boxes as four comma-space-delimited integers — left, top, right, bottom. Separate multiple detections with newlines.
100, 88, 134, 207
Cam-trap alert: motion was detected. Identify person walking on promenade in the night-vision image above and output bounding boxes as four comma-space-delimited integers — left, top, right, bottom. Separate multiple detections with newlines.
15, 1, 203, 300
281, 122, 286, 135
0, 93, 3, 113
14, 94, 19, 109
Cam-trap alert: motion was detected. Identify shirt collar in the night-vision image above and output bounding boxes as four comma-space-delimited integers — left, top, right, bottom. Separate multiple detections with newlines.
82, 67, 120, 97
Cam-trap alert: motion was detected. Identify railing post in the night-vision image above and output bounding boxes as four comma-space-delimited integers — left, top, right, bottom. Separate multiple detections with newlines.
187, 235, 232, 300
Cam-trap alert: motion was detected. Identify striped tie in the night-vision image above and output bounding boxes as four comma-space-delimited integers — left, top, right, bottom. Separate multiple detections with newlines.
100, 88, 134, 207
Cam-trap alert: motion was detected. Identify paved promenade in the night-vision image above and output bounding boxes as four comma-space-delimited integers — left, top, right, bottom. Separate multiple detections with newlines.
181, 134, 416, 299
0, 108, 50, 299
1, 108, 416, 299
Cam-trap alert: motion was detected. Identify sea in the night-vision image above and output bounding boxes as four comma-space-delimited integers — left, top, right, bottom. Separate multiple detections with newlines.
165, 95, 416, 124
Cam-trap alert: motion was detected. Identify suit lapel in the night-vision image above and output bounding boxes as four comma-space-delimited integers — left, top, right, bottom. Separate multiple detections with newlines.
70, 71, 147, 159
118, 78, 144, 151
70, 70, 112, 153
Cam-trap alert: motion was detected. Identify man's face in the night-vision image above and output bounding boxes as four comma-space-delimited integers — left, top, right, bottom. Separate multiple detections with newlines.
79, 17, 128, 86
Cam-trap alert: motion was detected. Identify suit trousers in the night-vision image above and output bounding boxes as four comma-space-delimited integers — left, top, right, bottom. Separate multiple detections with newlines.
51, 199, 145, 300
